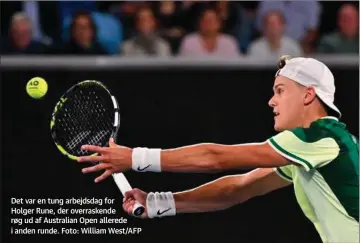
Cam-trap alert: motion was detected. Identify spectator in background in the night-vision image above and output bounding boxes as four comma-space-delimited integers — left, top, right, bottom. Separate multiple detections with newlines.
256, 1, 321, 55
1, 1, 61, 45
233, 3, 257, 54
1, 12, 47, 55
180, 1, 212, 33
215, 1, 238, 35
58, 11, 107, 55
100, 1, 148, 40
152, 1, 186, 54
58, 1, 97, 23
179, 7, 239, 57
121, 6, 171, 56
317, 4, 359, 54
248, 11, 302, 59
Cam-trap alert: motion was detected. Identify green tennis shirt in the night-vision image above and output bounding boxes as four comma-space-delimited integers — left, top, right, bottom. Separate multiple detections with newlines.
267, 117, 359, 243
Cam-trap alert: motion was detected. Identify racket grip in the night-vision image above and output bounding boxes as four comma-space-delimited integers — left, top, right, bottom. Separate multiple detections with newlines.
132, 202, 146, 217
111, 173, 146, 217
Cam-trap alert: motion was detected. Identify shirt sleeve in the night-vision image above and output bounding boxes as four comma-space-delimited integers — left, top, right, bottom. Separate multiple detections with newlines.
274, 166, 293, 182
267, 128, 340, 171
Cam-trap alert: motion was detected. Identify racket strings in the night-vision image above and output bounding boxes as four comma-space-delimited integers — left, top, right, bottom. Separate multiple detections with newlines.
54, 85, 114, 156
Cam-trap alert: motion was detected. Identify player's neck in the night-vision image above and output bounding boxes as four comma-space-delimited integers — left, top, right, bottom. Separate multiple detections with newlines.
302, 110, 328, 128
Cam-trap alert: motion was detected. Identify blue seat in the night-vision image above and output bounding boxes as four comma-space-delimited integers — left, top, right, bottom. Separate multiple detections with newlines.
62, 12, 123, 55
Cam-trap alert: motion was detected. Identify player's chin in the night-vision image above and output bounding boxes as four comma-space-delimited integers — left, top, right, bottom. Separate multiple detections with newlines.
273, 122, 284, 132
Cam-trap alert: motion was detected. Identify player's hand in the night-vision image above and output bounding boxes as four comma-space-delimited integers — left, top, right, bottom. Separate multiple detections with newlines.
77, 138, 132, 183
123, 189, 148, 218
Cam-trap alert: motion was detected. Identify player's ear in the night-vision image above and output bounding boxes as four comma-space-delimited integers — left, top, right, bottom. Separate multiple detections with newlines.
304, 86, 316, 105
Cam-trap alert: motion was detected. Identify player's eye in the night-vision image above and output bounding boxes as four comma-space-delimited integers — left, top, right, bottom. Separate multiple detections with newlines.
277, 88, 283, 95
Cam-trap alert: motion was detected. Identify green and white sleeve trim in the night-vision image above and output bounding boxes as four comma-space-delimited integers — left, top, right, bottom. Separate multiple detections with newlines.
273, 168, 292, 182
268, 138, 314, 172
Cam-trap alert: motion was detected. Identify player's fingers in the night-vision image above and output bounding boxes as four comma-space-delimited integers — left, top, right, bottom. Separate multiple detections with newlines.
82, 163, 110, 174
122, 201, 128, 211
126, 207, 132, 215
123, 199, 133, 209
123, 199, 134, 213
127, 204, 135, 215
124, 190, 135, 200
81, 145, 107, 153
77, 155, 107, 163
94, 170, 112, 183
129, 189, 146, 204
122, 202, 129, 211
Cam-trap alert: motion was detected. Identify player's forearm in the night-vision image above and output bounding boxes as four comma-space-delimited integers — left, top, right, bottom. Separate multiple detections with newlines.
173, 175, 250, 213
132, 143, 221, 173
145, 168, 290, 218
161, 143, 259, 172
131, 143, 288, 173
161, 143, 282, 172
161, 143, 221, 172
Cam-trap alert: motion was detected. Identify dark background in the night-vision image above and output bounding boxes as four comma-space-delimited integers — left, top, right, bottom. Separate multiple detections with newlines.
1, 66, 359, 243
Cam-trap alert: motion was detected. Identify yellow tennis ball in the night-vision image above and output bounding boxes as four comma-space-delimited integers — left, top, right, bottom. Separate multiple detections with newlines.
26, 77, 48, 99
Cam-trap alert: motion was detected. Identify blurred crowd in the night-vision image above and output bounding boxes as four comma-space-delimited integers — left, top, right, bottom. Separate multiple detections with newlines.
1, 1, 359, 58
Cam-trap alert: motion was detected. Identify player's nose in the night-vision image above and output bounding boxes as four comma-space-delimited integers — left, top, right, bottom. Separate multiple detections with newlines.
268, 96, 276, 108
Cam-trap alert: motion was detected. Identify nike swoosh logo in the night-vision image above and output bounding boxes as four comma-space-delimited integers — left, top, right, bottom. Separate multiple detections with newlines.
137, 164, 151, 171
157, 208, 171, 215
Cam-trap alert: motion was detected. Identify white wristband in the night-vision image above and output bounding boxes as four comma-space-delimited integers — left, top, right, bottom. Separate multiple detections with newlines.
146, 192, 176, 218
132, 147, 161, 172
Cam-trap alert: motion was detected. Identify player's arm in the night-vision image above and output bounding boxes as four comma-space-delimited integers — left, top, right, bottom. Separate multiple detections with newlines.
131, 126, 340, 173
79, 126, 338, 182
79, 140, 291, 181
132, 142, 290, 173
123, 168, 291, 218
174, 168, 290, 213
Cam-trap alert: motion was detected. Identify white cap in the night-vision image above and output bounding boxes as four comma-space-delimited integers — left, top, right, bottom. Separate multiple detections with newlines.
277, 57, 341, 118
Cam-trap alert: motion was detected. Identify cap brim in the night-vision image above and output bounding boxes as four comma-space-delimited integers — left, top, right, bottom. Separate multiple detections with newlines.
315, 89, 341, 118
326, 102, 342, 118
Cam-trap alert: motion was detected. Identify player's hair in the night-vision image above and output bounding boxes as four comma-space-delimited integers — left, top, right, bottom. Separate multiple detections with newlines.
275, 55, 291, 77
277, 55, 291, 69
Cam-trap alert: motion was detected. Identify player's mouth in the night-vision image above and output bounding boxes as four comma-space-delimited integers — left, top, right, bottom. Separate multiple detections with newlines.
274, 111, 280, 118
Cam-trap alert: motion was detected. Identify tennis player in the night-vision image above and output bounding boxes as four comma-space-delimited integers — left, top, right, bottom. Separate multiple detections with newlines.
78, 56, 359, 243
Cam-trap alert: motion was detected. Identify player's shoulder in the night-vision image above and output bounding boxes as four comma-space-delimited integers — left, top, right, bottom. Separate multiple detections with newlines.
289, 117, 348, 143
269, 117, 350, 150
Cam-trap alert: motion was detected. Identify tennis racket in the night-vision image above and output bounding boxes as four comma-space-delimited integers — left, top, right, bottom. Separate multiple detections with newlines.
50, 80, 145, 217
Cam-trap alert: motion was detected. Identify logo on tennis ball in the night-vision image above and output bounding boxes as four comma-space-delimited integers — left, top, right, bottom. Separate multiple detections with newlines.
26, 77, 48, 99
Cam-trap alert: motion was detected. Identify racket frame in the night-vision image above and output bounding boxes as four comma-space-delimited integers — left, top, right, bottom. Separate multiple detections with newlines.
50, 80, 145, 217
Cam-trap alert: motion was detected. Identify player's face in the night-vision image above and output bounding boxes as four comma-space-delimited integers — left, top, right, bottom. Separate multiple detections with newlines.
268, 76, 306, 131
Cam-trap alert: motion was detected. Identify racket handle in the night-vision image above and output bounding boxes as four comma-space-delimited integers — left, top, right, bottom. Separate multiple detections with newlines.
112, 173, 145, 217
132, 201, 146, 217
